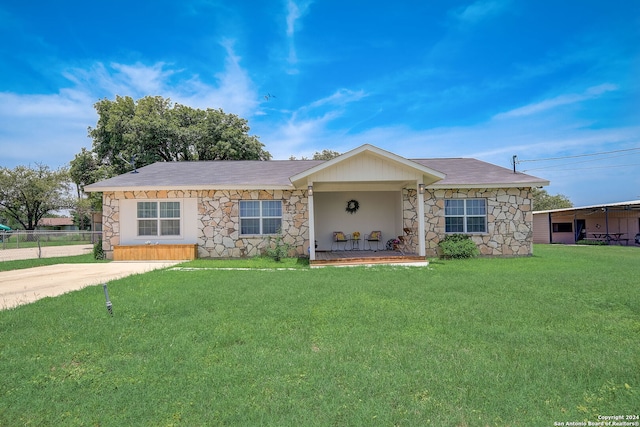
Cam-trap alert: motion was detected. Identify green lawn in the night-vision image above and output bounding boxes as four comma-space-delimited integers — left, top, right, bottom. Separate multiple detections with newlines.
0, 245, 638, 426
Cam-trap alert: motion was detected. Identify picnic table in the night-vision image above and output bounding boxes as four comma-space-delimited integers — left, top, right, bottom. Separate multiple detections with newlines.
589, 232, 628, 245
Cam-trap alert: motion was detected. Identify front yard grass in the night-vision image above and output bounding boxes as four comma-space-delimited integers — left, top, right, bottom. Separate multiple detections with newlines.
0, 245, 637, 426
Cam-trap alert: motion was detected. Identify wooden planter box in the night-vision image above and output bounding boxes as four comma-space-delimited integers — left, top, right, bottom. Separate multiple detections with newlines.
114, 244, 198, 261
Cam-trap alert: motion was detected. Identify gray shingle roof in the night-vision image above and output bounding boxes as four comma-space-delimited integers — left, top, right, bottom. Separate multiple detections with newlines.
85, 160, 325, 191
413, 158, 547, 187
85, 157, 548, 192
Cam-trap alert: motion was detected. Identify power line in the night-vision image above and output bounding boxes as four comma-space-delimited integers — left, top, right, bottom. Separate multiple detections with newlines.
516, 147, 640, 164
522, 151, 640, 172
524, 162, 640, 173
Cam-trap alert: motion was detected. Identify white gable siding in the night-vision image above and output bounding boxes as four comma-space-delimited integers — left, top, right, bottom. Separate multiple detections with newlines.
309, 152, 423, 183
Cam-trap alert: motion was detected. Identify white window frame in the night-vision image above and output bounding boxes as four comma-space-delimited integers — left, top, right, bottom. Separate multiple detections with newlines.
239, 200, 282, 235
136, 200, 182, 238
444, 198, 487, 233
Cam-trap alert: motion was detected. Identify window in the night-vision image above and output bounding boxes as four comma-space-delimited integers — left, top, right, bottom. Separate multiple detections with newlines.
240, 200, 282, 235
445, 199, 487, 233
553, 222, 572, 233
137, 201, 181, 236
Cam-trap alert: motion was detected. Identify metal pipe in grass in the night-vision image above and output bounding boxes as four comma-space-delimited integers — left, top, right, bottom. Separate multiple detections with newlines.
102, 283, 113, 316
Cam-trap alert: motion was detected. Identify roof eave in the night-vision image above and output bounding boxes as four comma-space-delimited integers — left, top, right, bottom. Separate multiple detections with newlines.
428, 180, 550, 189
84, 184, 296, 193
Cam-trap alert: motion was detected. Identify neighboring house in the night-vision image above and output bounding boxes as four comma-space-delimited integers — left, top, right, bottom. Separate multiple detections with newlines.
85, 144, 549, 260
36, 217, 78, 231
533, 200, 640, 245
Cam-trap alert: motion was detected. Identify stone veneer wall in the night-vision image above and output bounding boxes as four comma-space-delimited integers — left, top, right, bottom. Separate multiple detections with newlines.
422, 188, 534, 257
197, 189, 308, 258
402, 189, 419, 253
101, 189, 309, 259
101, 191, 121, 256
101, 187, 531, 259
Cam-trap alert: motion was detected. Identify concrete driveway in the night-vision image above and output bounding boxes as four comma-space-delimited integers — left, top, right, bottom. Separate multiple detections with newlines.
0, 245, 179, 309
0, 262, 178, 309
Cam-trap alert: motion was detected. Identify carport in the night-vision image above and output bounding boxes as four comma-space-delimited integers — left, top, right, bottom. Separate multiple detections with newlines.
533, 200, 640, 245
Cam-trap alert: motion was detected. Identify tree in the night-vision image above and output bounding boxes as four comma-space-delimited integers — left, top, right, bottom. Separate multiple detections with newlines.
311, 149, 341, 160
69, 148, 110, 228
531, 188, 573, 211
0, 164, 71, 230
69, 148, 111, 197
289, 149, 342, 160
71, 199, 93, 230
87, 95, 270, 176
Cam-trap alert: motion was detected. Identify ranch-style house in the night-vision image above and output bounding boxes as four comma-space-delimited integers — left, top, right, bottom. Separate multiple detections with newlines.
85, 144, 549, 262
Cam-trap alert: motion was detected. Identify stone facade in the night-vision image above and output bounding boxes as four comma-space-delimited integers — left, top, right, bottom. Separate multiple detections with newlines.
422, 187, 534, 256
402, 189, 419, 253
101, 189, 309, 259
196, 189, 308, 258
102, 191, 123, 253
101, 187, 532, 259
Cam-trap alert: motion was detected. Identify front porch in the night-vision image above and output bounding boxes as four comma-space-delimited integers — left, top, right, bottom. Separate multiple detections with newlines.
310, 250, 427, 267
292, 145, 446, 263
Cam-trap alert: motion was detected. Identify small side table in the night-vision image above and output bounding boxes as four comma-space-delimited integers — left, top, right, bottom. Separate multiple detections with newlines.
350, 238, 361, 250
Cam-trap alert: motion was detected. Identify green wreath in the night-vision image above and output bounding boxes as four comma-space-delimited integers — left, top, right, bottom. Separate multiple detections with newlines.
345, 199, 360, 214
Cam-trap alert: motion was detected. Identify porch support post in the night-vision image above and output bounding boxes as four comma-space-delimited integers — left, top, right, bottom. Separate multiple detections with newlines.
417, 182, 426, 257
308, 183, 316, 261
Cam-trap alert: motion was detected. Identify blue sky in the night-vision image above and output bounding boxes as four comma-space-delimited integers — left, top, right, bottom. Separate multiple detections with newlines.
1, 0, 638, 206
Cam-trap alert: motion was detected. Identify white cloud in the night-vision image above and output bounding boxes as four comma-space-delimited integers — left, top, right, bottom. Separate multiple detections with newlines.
258, 88, 368, 158
173, 39, 259, 117
306, 88, 367, 110
0, 91, 92, 119
110, 63, 176, 95
0, 92, 94, 168
60, 39, 259, 118
285, 0, 303, 37
494, 83, 618, 119
451, 0, 508, 25
62, 62, 173, 100
284, 0, 313, 71
0, 42, 260, 168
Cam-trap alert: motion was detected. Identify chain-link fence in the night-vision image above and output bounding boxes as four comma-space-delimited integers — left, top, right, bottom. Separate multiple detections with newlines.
0, 230, 102, 250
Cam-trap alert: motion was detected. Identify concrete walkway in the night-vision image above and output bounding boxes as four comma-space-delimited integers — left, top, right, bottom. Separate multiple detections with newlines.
0, 245, 179, 310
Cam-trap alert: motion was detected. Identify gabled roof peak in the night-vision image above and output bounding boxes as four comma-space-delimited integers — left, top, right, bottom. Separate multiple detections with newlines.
289, 144, 446, 186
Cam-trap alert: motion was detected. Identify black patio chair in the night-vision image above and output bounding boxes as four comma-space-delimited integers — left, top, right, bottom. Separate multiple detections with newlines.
364, 231, 382, 251
332, 231, 350, 251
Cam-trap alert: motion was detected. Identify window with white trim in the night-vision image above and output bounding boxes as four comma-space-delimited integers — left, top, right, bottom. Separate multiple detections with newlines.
445, 199, 487, 233
240, 200, 282, 235
137, 201, 181, 236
